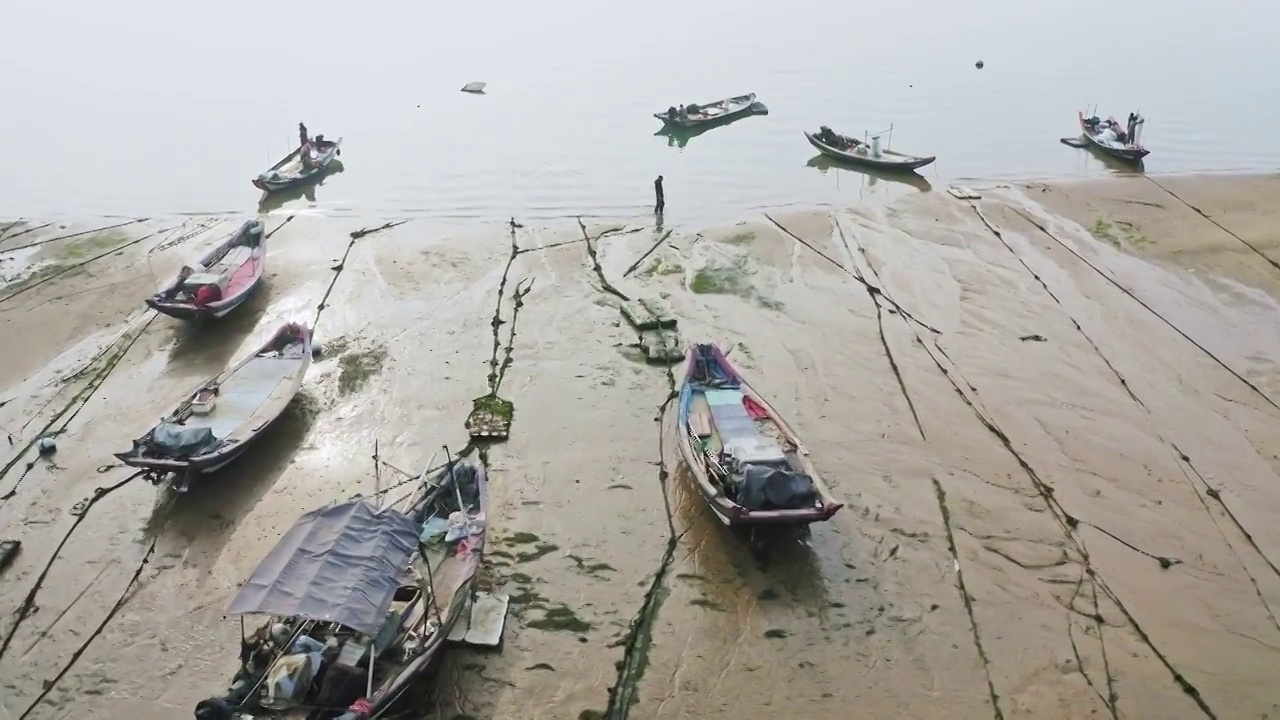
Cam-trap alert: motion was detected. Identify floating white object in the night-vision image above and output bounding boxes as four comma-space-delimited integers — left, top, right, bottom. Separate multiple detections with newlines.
460, 82, 487, 94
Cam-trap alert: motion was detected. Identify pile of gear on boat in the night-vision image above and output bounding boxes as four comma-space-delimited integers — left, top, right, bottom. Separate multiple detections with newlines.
1083, 112, 1144, 146
663, 102, 705, 121
815, 125, 887, 158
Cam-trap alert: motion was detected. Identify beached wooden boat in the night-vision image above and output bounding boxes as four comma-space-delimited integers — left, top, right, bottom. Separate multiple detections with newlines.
675, 343, 843, 527
195, 461, 488, 720
146, 219, 266, 320
115, 323, 312, 486
253, 136, 343, 193
804, 128, 936, 172
654, 93, 757, 128
1078, 111, 1149, 162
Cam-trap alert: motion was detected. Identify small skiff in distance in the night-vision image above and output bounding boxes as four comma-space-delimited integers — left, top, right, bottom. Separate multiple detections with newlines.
655, 93, 758, 128
196, 461, 488, 720
1078, 111, 1149, 162
675, 343, 843, 526
115, 323, 312, 485
804, 127, 936, 172
147, 219, 266, 320
253, 136, 343, 193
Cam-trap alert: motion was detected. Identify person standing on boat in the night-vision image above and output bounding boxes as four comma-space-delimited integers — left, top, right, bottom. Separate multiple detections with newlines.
298, 121, 309, 148
654, 175, 665, 214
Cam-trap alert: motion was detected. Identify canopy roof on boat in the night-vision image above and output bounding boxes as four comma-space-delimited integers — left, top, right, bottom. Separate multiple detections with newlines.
226, 499, 419, 636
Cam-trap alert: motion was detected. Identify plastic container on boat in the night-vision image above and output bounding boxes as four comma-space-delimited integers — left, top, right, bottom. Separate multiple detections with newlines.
870, 135, 882, 157
191, 389, 217, 416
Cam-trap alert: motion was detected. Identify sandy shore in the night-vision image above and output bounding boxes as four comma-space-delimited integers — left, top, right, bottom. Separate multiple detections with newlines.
2, 172, 1280, 720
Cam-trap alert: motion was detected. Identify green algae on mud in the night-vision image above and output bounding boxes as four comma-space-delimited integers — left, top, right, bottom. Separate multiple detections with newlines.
526, 605, 593, 633
337, 346, 388, 394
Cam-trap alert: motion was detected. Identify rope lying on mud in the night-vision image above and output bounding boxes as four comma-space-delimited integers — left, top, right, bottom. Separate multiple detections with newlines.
0, 313, 156, 507
1, 218, 149, 254
312, 220, 407, 328
0, 471, 146, 662
1144, 176, 1280, 276
1008, 206, 1279, 412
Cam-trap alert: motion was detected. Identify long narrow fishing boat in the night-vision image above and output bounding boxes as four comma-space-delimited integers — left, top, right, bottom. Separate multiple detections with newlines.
114, 323, 312, 488
146, 219, 266, 320
804, 127, 936, 171
194, 461, 488, 720
675, 343, 843, 526
1078, 110, 1149, 162
253, 136, 343, 193
654, 93, 757, 128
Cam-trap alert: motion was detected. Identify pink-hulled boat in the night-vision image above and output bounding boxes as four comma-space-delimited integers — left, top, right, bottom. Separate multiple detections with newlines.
147, 219, 266, 320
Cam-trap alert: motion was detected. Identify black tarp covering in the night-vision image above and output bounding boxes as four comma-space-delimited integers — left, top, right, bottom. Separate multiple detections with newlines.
737, 463, 818, 511
147, 422, 218, 457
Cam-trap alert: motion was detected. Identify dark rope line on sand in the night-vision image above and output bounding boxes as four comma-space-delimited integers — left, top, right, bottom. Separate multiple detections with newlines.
764, 213, 940, 334
850, 208, 1213, 717
577, 218, 630, 301
0, 314, 156, 503
623, 229, 674, 277
1144, 176, 1280, 275
973, 205, 1280, 599
1, 218, 149, 254
1009, 207, 1279, 411
0, 224, 182, 307
311, 221, 407, 329
0, 471, 146, 662
0, 221, 55, 243
18, 525, 160, 720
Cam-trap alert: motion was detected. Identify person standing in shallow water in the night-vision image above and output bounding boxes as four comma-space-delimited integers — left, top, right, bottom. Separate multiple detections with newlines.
654, 175, 665, 214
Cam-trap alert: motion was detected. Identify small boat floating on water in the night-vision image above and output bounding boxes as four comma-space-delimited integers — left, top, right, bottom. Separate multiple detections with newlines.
804, 126, 936, 172
675, 343, 843, 527
654, 93, 759, 128
195, 461, 489, 720
115, 323, 312, 488
1078, 110, 1149, 162
147, 219, 266, 320
254, 135, 343, 193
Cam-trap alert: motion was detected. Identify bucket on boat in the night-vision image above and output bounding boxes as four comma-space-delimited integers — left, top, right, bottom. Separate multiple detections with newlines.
870, 134, 883, 158
191, 388, 217, 416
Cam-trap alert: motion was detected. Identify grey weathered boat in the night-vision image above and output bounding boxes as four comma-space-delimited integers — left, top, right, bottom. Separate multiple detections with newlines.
114, 323, 312, 486
654, 93, 757, 128
675, 343, 843, 527
195, 461, 489, 720
253, 136, 343, 192
146, 219, 266, 321
1078, 111, 1149, 162
804, 128, 935, 172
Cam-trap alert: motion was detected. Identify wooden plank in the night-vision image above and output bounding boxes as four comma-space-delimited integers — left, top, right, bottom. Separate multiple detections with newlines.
947, 186, 981, 200
690, 399, 713, 437
621, 298, 677, 331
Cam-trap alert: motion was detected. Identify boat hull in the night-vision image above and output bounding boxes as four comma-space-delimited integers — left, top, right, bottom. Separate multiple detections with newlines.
804, 132, 935, 172
655, 93, 757, 128
146, 219, 266, 321
253, 138, 343, 192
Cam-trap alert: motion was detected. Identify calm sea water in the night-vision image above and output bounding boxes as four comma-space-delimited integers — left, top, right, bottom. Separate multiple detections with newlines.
1, 0, 1276, 224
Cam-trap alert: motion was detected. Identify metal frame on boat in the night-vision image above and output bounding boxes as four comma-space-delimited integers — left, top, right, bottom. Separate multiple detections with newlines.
146, 219, 267, 320
114, 322, 312, 485
674, 343, 843, 526
196, 461, 489, 720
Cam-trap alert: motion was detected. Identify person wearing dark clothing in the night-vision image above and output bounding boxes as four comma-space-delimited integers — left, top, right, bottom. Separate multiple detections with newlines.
654, 175, 665, 214
299, 121, 309, 147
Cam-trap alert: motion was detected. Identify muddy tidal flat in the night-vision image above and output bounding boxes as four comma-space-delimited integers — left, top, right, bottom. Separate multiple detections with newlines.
3, 173, 1280, 720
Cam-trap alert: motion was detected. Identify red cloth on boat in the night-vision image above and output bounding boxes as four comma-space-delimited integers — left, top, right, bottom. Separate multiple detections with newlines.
194, 284, 223, 307
743, 395, 769, 420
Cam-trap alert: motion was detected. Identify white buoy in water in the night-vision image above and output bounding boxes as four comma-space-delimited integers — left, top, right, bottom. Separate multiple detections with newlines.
460, 82, 487, 94
37, 437, 56, 455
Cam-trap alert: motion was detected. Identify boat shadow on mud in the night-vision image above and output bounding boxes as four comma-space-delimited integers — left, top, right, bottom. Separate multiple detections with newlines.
667, 462, 832, 604
163, 282, 273, 374
805, 154, 934, 193
256, 160, 345, 215
144, 390, 320, 566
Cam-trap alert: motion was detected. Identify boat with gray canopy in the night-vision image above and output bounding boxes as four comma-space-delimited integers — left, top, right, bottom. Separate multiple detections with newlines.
193, 460, 491, 720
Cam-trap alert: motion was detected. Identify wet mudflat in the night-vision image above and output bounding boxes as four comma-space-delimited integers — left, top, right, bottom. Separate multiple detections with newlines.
3, 174, 1280, 719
